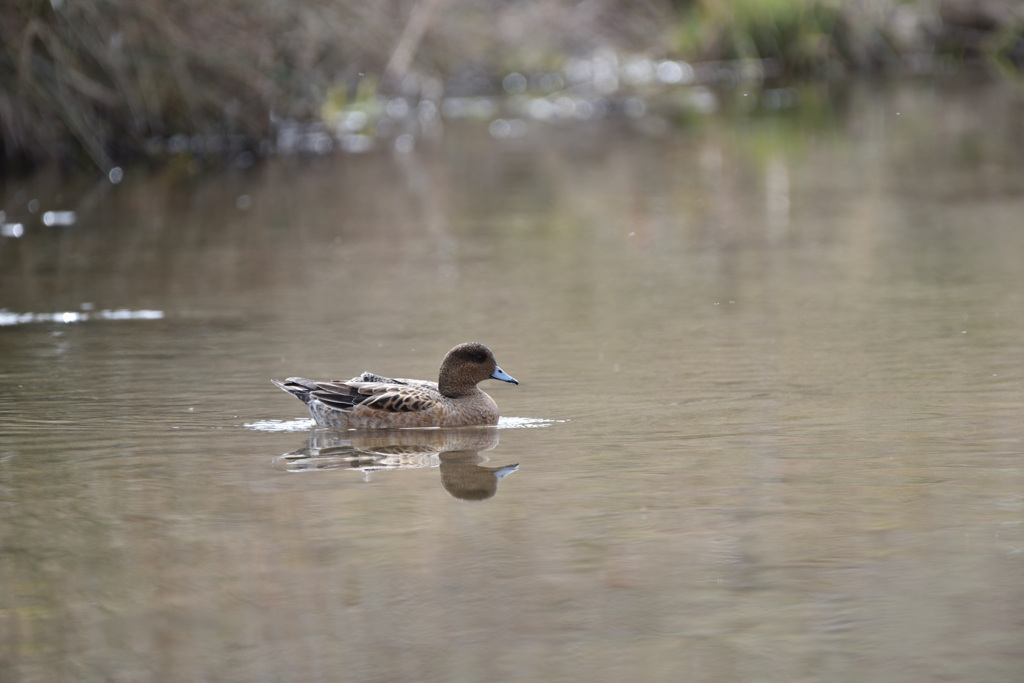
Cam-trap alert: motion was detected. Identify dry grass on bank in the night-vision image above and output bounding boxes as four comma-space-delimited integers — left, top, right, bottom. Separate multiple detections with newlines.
1, 0, 1021, 175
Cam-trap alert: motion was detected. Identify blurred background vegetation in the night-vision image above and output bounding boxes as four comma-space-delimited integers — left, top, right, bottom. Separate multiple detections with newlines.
2, 0, 1022, 175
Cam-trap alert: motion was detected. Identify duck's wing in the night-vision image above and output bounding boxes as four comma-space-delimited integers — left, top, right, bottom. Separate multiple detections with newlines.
352, 373, 437, 391
341, 378, 442, 414
274, 374, 442, 414
272, 377, 368, 410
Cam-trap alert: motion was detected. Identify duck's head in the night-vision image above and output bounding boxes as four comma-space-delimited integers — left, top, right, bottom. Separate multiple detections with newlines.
439, 342, 518, 397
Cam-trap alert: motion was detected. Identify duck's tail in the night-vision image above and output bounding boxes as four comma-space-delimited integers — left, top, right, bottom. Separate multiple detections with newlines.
271, 378, 317, 405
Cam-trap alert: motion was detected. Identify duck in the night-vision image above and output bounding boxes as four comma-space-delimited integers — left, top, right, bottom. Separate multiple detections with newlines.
272, 342, 518, 429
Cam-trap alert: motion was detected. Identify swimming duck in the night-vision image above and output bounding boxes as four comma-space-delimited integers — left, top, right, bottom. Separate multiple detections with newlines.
272, 342, 518, 429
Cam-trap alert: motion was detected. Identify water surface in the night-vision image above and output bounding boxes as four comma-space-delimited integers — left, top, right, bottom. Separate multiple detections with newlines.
2, 80, 1023, 682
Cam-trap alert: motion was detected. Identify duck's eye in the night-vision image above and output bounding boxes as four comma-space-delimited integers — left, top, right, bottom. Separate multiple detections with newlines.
475, 354, 486, 362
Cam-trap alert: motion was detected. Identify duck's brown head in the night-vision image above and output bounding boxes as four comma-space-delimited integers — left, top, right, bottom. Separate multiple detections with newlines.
438, 342, 518, 398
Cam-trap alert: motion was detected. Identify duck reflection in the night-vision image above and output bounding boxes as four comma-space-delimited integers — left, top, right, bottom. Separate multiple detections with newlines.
273, 427, 517, 500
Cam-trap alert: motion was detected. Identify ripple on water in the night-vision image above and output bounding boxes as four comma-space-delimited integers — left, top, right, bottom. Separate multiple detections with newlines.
243, 416, 565, 431
497, 416, 567, 429
0, 308, 165, 326
244, 418, 317, 432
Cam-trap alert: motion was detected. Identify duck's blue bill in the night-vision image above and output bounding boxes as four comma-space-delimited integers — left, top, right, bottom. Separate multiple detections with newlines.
491, 366, 518, 385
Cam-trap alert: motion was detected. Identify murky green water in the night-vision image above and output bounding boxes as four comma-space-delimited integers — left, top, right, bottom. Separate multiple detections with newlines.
2, 80, 1023, 682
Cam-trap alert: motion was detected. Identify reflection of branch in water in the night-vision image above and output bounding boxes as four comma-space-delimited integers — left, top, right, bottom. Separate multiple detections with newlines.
272, 427, 517, 501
